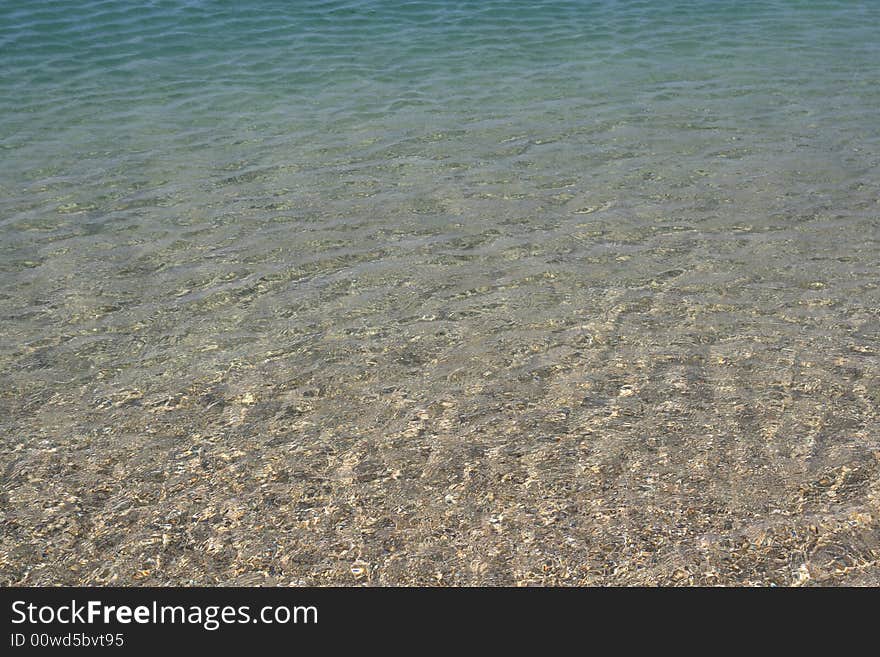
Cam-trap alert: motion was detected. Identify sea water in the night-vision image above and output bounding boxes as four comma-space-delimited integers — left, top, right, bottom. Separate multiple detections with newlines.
1, 1, 879, 585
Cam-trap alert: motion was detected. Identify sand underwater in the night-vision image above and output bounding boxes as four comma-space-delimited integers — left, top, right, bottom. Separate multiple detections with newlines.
1, 1, 879, 585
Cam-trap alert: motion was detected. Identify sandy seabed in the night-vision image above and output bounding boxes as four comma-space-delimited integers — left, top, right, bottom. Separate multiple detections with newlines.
3, 203, 879, 586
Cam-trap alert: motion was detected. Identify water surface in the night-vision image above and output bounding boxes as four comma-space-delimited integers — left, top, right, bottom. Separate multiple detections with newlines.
2, 1, 879, 585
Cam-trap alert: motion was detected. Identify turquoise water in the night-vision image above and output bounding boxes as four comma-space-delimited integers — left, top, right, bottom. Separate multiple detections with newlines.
2, 2, 880, 585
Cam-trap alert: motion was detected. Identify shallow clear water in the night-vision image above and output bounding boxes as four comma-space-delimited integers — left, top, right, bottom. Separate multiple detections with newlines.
2, 1, 879, 585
